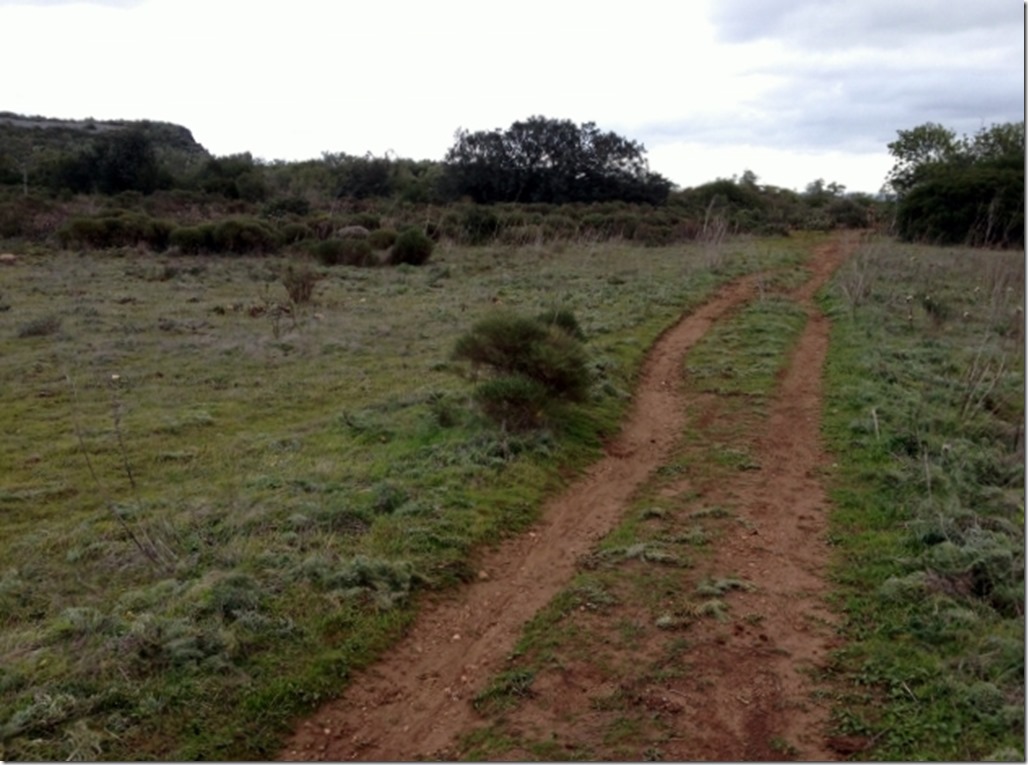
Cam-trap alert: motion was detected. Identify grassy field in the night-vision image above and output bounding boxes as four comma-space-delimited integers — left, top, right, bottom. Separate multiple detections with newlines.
0, 236, 809, 760
820, 238, 1024, 760
1, 233, 1022, 761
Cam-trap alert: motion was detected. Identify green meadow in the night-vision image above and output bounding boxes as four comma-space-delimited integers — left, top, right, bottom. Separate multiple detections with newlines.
0, 237, 803, 760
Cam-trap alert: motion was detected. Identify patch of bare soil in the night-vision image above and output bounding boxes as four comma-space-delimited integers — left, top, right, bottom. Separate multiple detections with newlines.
280, 270, 760, 761
280, 235, 855, 761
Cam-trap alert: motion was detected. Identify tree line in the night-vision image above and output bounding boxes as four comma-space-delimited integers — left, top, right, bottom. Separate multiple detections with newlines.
887, 121, 1024, 248
1, 113, 1021, 248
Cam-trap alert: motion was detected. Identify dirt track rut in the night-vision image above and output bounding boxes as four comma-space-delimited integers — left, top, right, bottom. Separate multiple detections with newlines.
281, 234, 854, 761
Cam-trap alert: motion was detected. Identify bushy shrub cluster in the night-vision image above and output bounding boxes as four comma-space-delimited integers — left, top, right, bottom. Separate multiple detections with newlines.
280, 260, 320, 303
169, 217, 277, 255
57, 211, 174, 250
0, 194, 62, 239
896, 161, 1024, 247
453, 310, 591, 429
889, 121, 1024, 248
310, 237, 374, 267
388, 227, 434, 266
367, 228, 398, 251
261, 196, 310, 218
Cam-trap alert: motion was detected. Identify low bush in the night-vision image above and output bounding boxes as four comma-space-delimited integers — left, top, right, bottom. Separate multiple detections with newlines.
460, 206, 500, 245
542, 214, 578, 240
536, 308, 586, 341
474, 376, 548, 431
0, 195, 60, 239
498, 224, 543, 246
277, 222, 311, 245
57, 212, 174, 251
280, 261, 320, 304
169, 224, 217, 254
311, 238, 374, 267
631, 222, 675, 247
262, 196, 311, 218
212, 217, 278, 254
453, 310, 591, 428
347, 212, 381, 231
367, 228, 398, 251
388, 227, 434, 266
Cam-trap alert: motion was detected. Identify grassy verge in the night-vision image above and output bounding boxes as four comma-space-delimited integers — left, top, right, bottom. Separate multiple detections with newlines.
0, 236, 807, 760
455, 248, 814, 760
821, 237, 1024, 760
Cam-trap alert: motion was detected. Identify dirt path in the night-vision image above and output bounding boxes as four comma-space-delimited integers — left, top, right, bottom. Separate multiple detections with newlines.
645, 234, 853, 761
281, 234, 854, 761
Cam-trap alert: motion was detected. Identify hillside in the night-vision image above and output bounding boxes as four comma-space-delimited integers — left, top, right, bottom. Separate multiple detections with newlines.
0, 111, 210, 182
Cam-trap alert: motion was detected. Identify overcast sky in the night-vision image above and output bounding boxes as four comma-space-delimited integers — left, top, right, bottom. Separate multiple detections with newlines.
1, 0, 1023, 194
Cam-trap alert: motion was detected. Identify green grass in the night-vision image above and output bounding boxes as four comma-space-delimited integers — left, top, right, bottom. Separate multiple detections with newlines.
685, 295, 808, 400
821, 237, 1024, 761
0, 237, 803, 760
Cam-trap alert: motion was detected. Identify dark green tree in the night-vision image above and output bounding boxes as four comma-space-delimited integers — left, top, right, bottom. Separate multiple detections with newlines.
885, 122, 961, 195
92, 127, 163, 195
442, 116, 671, 205
324, 152, 395, 199
196, 152, 268, 201
46, 127, 164, 195
887, 121, 1024, 247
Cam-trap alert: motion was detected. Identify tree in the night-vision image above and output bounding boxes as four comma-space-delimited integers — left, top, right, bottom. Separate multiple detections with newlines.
964, 121, 1026, 163
195, 152, 267, 201
442, 116, 672, 205
92, 127, 162, 195
887, 121, 1024, 247
885, 122, 961, 195
42, 127, 164, 195
323, 152, 395, 199
4, 132, 36, 196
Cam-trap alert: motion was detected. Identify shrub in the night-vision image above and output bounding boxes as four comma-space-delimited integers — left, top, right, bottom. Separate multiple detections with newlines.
262, 196, 311, 218
212, 217, 277, 254
0, 195, 58, 239
498, 224, 543, 246
536, 308, 586, 341
474, 376, 548, 430
453, 310, 592, 427
347, 212, 381, 230
277, 222, 311, 245
541, 214, 579, 239
169, 224, 217, 254
311, 238, 374, 267
57, 212, 174, 251
631, 222, 675, 247
389, 227, 434, 266
367, 228, 398, 251
307, 215, 336, 240
460, 206, 500, 245
280, 261, 320, 304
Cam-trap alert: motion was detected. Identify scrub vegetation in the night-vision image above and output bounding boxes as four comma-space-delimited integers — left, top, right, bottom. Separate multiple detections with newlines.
821, 237, 1024, 760
0, 234, 800, 760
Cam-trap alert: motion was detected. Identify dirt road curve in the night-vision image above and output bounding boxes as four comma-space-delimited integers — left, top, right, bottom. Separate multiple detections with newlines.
280, 234, 854, 761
